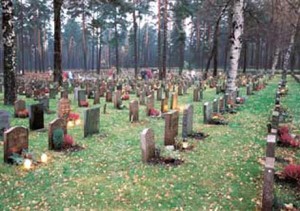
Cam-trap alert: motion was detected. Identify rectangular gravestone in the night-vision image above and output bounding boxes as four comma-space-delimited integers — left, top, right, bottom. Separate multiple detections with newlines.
262, 157, 275, 211
39, 97, 50, 113
271, 111, 280, 129
178, 85, 183, 95
83, 107, 100, 137
219, 97, 225, 113
74, 87, 80, 101
170, 93, 178, 110
161, 98, 168, 113
139, 91, 146, 106
146, 95, 154, 116
193, 88, 200, 102
94, 90, 100, 105
49, 88, 56, 99
0, 111, 10, 138
113, 91, 122, 109
129, 100, 139, 122
157, 87, 163, 101
140, 128, 155, 163
203, 102, 212, 124
164, 110, 179, 146
4, 127, 29, 163
14, 99, 26, 117
213, 98, 219, 113
266, 134, 276, 158
106, 91, 112, 102
78, 90, 87, 107
182, 104, 193, 139
29, 103, 44, 130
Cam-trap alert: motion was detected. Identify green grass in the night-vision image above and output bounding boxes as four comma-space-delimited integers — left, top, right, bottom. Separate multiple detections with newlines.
0, 76, 298, 210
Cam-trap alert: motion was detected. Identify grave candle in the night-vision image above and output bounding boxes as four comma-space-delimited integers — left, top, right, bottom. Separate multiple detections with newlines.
67, 121, 74, 128
41, 153, 48, 163
75, 119, 81, 126
23, 159, 32, 170
182, 141, 188, 149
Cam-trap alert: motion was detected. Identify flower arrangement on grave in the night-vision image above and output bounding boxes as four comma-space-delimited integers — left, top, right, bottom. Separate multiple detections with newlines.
8, 149, 37, 168
149, 108, 161, 117
278, 126, 300, 148
17, 109, 29, 118
79, 100, 89, 107
275, 106, 293, 123
121, 92, 130, 100
254, 84, 265, 91
279, 86, 288, 96
67, 112, 81, 127
236, 97, 246, 104
210, 113, 228, 125
282, 164, 300, 183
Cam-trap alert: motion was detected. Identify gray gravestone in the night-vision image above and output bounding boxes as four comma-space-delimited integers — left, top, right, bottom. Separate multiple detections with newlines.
164, 110, 179, 146
83, 107, 100, 137
213, 98, 219, 113
203, 102, 211, 124
262, 157, 275, 211
140, 128, 156, 163
129, 100, 139, 122
182, 104, 193, 138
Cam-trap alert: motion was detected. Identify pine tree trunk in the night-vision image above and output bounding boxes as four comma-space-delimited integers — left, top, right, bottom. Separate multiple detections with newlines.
82, 11, 88, 71
162, 0, 168, 79
158, 0, 162, 79
2, 0, 17, 105
114, 11, 120, 75
226, 0, 244, 94
133, 1, 138, 78
282, 33, 295, 80
53, 0, 63, 86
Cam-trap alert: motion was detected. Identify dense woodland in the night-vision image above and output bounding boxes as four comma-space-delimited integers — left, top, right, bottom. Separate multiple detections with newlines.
0, 0, 299, 74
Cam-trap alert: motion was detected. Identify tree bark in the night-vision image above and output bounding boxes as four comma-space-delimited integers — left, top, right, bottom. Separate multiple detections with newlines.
226, 0, 244, 94
162, 0, 168, 79
2, 0, 17, 105
271, 47, 280, 75
53, 0, 63, 86
158, 0, 162, 79
133, 0, 138, 78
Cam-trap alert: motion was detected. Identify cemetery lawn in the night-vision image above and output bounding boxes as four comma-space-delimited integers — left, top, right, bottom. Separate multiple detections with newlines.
0, 76, 299, 210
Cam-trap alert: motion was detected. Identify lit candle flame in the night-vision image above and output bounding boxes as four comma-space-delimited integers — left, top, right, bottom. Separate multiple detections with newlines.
41, 153, 48, 163
24, 159, 32, 170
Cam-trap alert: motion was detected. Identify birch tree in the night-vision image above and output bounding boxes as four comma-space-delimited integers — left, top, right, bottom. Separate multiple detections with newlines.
2, 0, 17, 105
226, 0, 244, 94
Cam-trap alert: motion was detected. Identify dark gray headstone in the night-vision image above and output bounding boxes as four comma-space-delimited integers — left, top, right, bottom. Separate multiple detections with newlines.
203, 102, 211, 124
83, 107, 100, 137
48, 118, 67, 150
29, 103, 44, 130
129, 100, 139, 122
262, 157, 275, 211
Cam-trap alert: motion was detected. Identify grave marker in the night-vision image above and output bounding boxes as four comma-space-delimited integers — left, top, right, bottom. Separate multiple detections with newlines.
83, 107, 100, 137
164, 110, 179, 146
182, 104, 193, 138
140, 128, 156, 163
129, 100, 139, 122
29, 103, 44, 130
48, 118, 67, 150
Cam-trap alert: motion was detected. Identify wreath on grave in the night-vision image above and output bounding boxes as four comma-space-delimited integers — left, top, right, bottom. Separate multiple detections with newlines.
17, 109, 29, 118
210, 113, 228, 125
236, 97, 246, 104
121, 93, 130, 100
278, 126, 300, 148
8, 149, 35, 166
53, 129, 76, 150
149, 108, 161, 117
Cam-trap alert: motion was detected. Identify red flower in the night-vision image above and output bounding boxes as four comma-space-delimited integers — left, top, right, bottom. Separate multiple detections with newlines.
149, 108, 160, 116
283, 164, 300, 181
64, 134, 74, 146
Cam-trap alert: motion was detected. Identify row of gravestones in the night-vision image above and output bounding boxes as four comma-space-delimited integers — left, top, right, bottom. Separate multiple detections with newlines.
140, 105, 194, 163
3, 105, 100, 164
262, 80, 286, 210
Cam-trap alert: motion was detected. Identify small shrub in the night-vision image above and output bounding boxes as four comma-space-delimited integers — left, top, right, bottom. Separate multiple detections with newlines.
53, 128, 64, 150
283, 164, 300, 182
